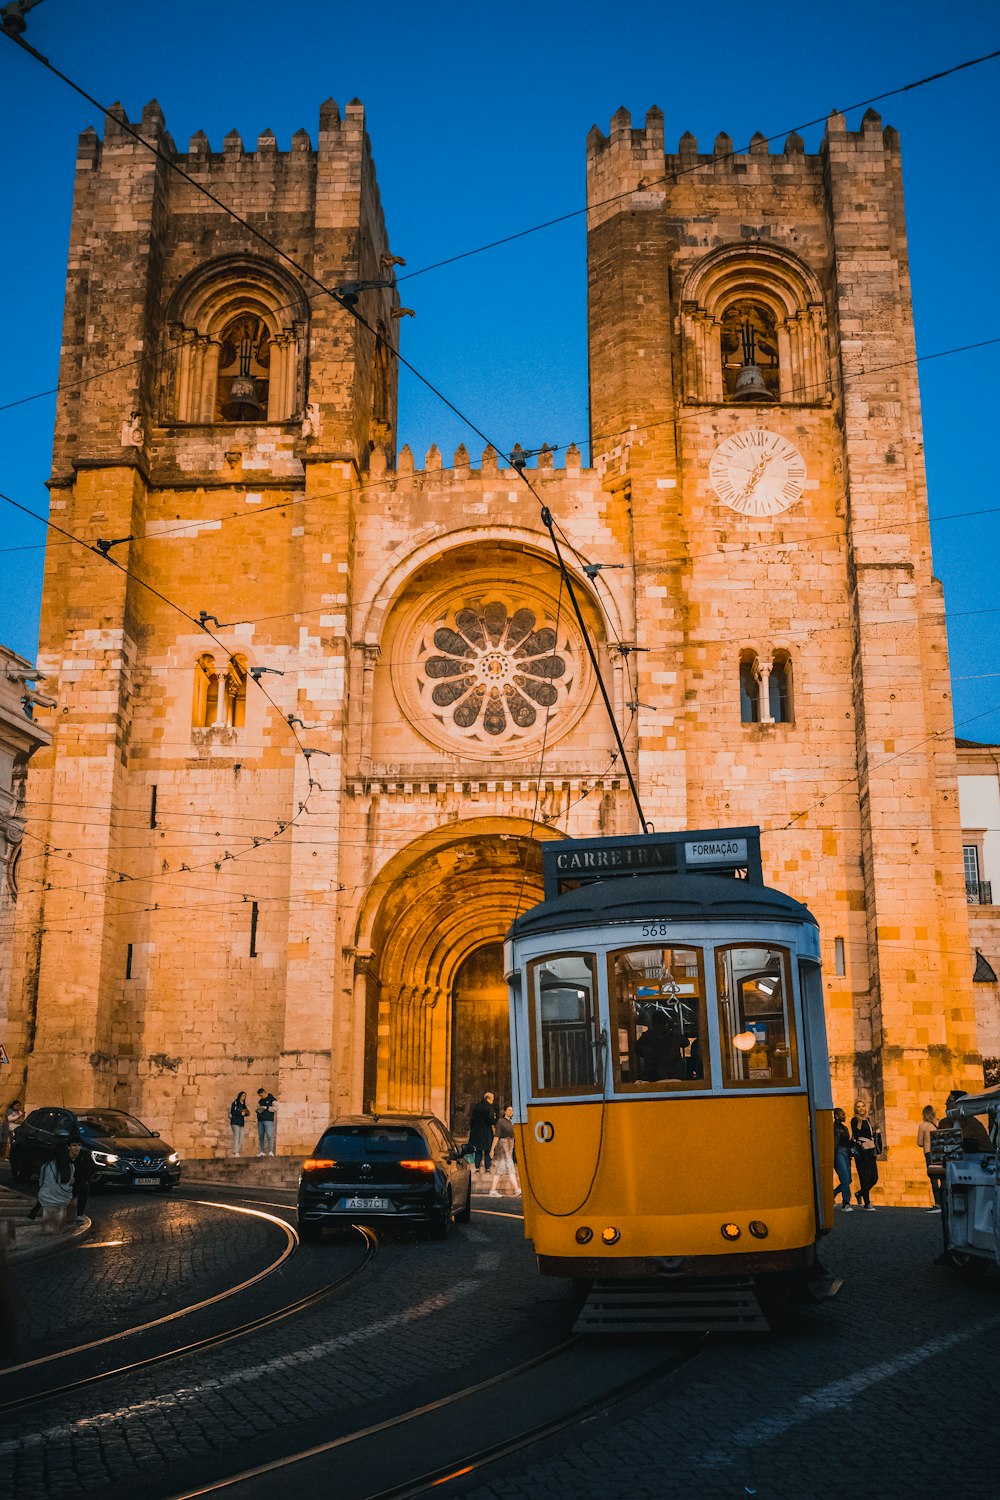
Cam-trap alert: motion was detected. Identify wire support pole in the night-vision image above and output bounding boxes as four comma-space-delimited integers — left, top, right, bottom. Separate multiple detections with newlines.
537, 504, 649, 835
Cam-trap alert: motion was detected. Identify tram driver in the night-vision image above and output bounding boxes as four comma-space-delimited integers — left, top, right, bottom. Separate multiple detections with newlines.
636, 1010, 687, 1082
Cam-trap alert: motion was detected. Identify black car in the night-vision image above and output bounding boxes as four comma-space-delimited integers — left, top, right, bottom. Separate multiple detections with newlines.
9, 1107, 182, 1191
297, 1114, 471, 1241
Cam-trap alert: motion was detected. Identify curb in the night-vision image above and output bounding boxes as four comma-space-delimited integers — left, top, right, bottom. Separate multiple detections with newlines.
8, 1215, 92, 1264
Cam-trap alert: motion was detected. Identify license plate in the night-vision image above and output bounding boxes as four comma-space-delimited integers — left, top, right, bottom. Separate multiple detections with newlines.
134, 1176, 160, 1186
340, 1195, 391, 1211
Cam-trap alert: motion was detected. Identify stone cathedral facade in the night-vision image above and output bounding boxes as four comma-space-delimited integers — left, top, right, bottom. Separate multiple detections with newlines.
7, 96, 983, 1200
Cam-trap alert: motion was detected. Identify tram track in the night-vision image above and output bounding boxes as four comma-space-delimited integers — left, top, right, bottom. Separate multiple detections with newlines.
168, 1327, 710, 1499
0, 1205, 378, 1417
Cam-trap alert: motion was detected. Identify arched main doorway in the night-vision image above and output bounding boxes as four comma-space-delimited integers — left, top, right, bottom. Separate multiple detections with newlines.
354, 821, 557, 1127
450, 942, 510, 1141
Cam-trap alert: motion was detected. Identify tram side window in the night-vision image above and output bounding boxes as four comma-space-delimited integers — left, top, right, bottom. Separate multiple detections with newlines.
529, 954, 600, 1094
609, 945, 706, 1090
716, 944, 799, 1087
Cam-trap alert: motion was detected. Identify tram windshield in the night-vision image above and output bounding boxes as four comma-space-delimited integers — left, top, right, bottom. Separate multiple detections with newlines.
528, 953, 600, 1094
716, 944, 799, 1086
609, 945, 706, 1090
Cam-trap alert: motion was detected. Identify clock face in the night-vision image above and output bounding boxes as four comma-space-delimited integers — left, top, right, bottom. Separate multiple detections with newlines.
709, 430, 807, 517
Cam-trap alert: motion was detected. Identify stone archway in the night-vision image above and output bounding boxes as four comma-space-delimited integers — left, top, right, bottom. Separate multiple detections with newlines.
356, 824, 554, 1125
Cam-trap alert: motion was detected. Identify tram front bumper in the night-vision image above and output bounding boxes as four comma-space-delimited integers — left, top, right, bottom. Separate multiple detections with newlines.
537, 1243, 819, 1279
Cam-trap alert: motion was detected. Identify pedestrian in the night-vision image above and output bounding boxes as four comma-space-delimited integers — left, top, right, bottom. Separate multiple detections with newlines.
37, 1141, 78, 1234
467, 1091, 497, 1176
229, 1091, 250, 1156
833, 1107, 854, 1211
255, 1087, 277, 1156
73, 1141, 93, 1225
941, 1090, 993, 1152
851, 1099, 881, 1210
0, 1099, 24, 1162
917, 1104, 943, 1210
488, 1105, 520, 1197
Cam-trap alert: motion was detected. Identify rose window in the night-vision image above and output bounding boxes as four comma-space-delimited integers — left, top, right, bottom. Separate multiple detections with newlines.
416, 601, 574, 745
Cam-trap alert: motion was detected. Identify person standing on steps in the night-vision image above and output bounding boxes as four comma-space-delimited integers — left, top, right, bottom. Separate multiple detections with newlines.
467, 1090, 497, 1177
851, 1099, 881, 1210
0, 1099, 23, 1162
917, 1103, 943, 1210
229, 1091, 250, 1156
256, 1087, 278, 1156
488, 1106, 520, 1197
833, 1107, 854, 1211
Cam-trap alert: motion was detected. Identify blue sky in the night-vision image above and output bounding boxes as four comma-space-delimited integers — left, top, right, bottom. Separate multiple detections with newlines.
1, 1, 998, 739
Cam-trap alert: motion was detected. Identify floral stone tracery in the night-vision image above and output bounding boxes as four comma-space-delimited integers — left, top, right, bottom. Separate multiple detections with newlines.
420, 601, 568, 740
408, 597, 580, 750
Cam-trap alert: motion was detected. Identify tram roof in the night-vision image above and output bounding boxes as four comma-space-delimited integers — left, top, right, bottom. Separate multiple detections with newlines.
508, 871, 817, 939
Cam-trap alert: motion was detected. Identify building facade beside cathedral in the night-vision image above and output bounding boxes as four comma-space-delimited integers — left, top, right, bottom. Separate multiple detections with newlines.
5, 96, 987, 1200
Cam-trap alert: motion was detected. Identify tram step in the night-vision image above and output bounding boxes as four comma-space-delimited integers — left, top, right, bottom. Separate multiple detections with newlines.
573, 1278, 769, 1334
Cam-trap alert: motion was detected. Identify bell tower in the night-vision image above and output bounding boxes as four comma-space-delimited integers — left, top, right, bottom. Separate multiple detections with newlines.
584, 106, 981, 1194
10, 98, 400, 1143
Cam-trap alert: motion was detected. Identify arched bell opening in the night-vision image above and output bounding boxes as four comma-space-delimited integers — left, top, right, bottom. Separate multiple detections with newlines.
356, 826, 554, 1129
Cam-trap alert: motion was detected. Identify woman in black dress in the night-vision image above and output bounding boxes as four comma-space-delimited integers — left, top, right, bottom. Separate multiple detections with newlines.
851, 1099, 880, 1210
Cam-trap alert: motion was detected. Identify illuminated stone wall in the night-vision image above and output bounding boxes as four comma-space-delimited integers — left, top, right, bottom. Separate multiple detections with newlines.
6, 99, 981, 1203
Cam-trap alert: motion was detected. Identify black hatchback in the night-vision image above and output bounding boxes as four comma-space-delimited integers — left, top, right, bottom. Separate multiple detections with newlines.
10, 1107, 182, 1191
297, 1114, 471, 1241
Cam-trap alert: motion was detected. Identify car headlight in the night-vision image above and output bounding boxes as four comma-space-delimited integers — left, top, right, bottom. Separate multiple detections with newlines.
166, 1152, 180, 1165
91, 1150, 120, 1166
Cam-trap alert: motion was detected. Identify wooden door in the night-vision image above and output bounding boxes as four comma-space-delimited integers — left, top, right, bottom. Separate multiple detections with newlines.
449, 943, 511, 1139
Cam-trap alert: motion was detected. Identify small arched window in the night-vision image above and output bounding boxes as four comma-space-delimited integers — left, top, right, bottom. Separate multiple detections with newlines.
192, 653, 247, 730
768, 650, 794, 724
720, 301, 780, 402
739, 650, 760, 724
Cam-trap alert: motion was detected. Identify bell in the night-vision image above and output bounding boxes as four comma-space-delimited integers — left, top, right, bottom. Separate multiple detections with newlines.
222, 374, 265, 421
732, 361, 775, 402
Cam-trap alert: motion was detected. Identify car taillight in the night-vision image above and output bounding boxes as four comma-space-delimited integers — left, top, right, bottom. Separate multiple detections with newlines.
302, 1158, 336, 1171
399, 1159, 436, 1172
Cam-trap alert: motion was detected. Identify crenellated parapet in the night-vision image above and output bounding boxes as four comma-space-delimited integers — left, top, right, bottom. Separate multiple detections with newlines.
368, 441, 587, 483
586, 103, 898, 230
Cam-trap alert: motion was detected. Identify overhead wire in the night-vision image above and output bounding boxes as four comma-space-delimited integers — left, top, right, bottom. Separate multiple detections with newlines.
393, 48, 1000, 284
1, 13, 649, 834
1, 19, 998, 936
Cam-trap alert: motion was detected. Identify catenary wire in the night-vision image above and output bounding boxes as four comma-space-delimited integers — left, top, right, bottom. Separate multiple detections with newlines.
1, 24, 998, 420
2, 22, 998, 923
1, 21, 650, 832
393, 49, 1000, 283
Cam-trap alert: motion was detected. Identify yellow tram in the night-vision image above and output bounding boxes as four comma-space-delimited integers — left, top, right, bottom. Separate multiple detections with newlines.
505, 828, 836, 1330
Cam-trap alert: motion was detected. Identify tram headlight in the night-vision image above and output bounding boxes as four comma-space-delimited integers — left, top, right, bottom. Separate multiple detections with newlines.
749, 1220, 769, 1239
575, 1226, 593, 1244
601, 1226, 621, 1245
721, 1222, 741, 1241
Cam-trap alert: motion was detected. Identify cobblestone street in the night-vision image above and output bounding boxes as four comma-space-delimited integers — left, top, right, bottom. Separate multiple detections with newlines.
460, 1206, 1000, 1500
1, 1179, 998, 1499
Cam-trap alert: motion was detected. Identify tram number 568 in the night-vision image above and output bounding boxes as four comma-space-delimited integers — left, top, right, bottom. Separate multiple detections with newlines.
639, 921, 670, 938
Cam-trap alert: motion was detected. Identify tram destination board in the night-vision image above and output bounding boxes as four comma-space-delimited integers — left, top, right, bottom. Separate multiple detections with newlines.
543, 826, 762, 897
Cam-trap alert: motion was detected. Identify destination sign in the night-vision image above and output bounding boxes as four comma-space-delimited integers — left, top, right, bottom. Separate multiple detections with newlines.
541, 827, 762, 898
685, 838, 748, 866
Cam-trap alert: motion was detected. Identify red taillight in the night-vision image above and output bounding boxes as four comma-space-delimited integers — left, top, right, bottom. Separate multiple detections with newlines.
399, 1159, 435, 1172
302, 1158, 336, 1171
